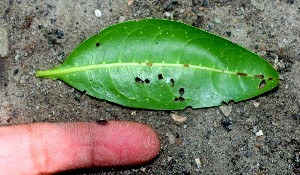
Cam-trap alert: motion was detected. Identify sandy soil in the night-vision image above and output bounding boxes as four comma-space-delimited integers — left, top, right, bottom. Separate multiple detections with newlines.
0, 0, 299, 174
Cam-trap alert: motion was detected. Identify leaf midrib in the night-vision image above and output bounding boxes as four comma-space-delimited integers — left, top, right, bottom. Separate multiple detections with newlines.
36, 62, 255, 78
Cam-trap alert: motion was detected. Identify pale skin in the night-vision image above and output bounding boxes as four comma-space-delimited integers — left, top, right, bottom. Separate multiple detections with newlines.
0, 121, 160, 175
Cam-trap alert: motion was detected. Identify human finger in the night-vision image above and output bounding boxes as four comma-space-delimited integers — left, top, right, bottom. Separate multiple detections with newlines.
0, 121, 160, 175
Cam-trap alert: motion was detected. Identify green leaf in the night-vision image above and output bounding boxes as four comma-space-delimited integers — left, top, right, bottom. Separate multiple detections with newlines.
36, 19, 279, 110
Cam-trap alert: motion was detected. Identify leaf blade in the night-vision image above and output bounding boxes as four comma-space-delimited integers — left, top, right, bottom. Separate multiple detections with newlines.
36, 19, 279, 110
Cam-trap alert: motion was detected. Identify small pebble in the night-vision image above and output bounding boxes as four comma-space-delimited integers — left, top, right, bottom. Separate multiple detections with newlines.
130, 111, 136, 116
119, 16, 127, 22
253, 101, 260, 108
219, 104, 232, 116
94, 9, 102, 17
171, 113, 187, 123
166, 133, 176, 144
214, 18, 221, 24
105, 108, 112, 112
140, 167, 146, 172
195, 157, 202, 169
252, 126, 258, 133
255, 130, 264, 137
165, 12, 171, 17
128, 0, 134, 6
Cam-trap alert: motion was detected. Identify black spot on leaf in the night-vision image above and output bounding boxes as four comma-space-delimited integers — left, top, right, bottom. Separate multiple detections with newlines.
236, 72, 247, 76
135, 77, 150, 84
255, 75, 265, 80
170, 79, 174, 87
158, 74, 163, 80
95, 42, 101, 47
178, 97, 185, 101
179, 88, 184, 95
135, 77, 144, 83
174, 97, 185, 102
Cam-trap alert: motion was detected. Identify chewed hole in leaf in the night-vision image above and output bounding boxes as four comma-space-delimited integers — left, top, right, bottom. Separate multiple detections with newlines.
170, 79, 174, 87
179, 88, 184, 95
259, 80, 266, 89
158, 74, 163, 80
135, 77, 144, 83
145, 79, 150, 84
95, 42, 101, 47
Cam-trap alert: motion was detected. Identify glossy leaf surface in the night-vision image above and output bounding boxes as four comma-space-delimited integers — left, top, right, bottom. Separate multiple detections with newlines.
36, 19, 279, 110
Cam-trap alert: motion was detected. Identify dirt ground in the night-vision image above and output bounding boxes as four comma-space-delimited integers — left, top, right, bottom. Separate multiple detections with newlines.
0, 0, 299, 174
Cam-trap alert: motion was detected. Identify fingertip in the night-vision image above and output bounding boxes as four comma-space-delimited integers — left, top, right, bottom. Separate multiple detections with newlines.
89, 120, 161, 166
117, 121, 161, 163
